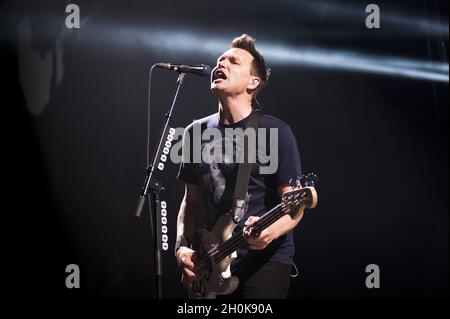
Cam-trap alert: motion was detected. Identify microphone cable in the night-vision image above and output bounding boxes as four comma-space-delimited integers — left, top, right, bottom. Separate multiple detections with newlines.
146, 64, 157, 168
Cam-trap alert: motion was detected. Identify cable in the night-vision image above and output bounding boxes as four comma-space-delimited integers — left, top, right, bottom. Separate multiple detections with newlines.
291, 262, 299, 278
146, 64, 157, 167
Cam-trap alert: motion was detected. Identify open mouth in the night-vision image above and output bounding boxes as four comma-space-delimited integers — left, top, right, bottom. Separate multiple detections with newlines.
212, 69, 228, 82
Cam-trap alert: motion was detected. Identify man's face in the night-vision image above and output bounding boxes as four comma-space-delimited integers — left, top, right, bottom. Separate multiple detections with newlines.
211, 48, 257, 96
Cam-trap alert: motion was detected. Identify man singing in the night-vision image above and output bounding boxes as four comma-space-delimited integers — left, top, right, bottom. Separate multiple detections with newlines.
175, 34, 303, 299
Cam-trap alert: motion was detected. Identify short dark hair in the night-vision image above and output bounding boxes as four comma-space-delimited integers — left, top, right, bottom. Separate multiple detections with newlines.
230, 34, 271, 97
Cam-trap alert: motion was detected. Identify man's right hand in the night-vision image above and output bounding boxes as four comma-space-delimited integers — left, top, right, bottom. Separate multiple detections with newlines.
176, 247, 199, 281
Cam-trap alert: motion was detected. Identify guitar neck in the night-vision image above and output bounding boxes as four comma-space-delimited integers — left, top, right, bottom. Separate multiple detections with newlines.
210, 203, 286, 264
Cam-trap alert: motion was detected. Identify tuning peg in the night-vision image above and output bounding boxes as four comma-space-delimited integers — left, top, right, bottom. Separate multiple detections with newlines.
289, 176, 303, 189
299, 175, 306, 187
304, 173, 319, 187
295, 176, 302, 188
289, 177, 297, 189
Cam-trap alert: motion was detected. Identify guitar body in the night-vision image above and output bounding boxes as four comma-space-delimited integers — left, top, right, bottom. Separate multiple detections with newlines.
184, 213, 240, 299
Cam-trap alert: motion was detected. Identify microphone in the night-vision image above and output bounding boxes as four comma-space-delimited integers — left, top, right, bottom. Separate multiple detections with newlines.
155, 63, 212, 76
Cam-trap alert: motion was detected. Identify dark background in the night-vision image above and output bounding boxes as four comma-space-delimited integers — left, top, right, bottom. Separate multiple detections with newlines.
2, 0, 448, 299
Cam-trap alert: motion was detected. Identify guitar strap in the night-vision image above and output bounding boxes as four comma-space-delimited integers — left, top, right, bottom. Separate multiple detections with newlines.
231, 110, 263, 223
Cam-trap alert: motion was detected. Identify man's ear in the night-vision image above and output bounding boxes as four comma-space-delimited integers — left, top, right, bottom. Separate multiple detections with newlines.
248, 76, 261, 90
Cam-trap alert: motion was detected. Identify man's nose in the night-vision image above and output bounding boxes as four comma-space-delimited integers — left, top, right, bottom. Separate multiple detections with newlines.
217, 60, 228, 69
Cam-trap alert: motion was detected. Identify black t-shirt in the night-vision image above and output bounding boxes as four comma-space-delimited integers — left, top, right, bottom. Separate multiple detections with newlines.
177, 111, 302, 265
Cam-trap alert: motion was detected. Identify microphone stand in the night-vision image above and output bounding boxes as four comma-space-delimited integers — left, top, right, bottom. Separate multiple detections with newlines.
134, 72, 186, 299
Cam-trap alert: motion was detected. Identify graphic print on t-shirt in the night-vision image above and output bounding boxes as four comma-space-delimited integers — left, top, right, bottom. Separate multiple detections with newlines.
199, 135, 250, 230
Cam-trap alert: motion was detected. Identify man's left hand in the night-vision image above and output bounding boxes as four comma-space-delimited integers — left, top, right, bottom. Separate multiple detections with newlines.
243, 216, 278, 250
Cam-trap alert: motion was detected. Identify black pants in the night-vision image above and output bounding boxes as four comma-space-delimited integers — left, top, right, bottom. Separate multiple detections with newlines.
218, 261, 292, 299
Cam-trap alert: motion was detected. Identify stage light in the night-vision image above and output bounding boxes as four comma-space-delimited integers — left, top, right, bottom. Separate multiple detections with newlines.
138, 29, 448, 83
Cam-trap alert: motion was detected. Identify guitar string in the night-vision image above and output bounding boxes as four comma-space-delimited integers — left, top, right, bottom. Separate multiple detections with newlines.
199, 193, 306, 268
211, 193, 306, 261
197, 204, 285, 268
189, 189, 311, 295
198, 203, 286, 265
212, 201, 299, 263
211, 209, 287, 263
192, 203, 285, 296
207, 206, 285, 264
197, 195, 306, 268
191, 202, 292, 297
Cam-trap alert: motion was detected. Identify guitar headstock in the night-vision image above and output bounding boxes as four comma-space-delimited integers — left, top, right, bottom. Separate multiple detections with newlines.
282, 173, 319, 218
